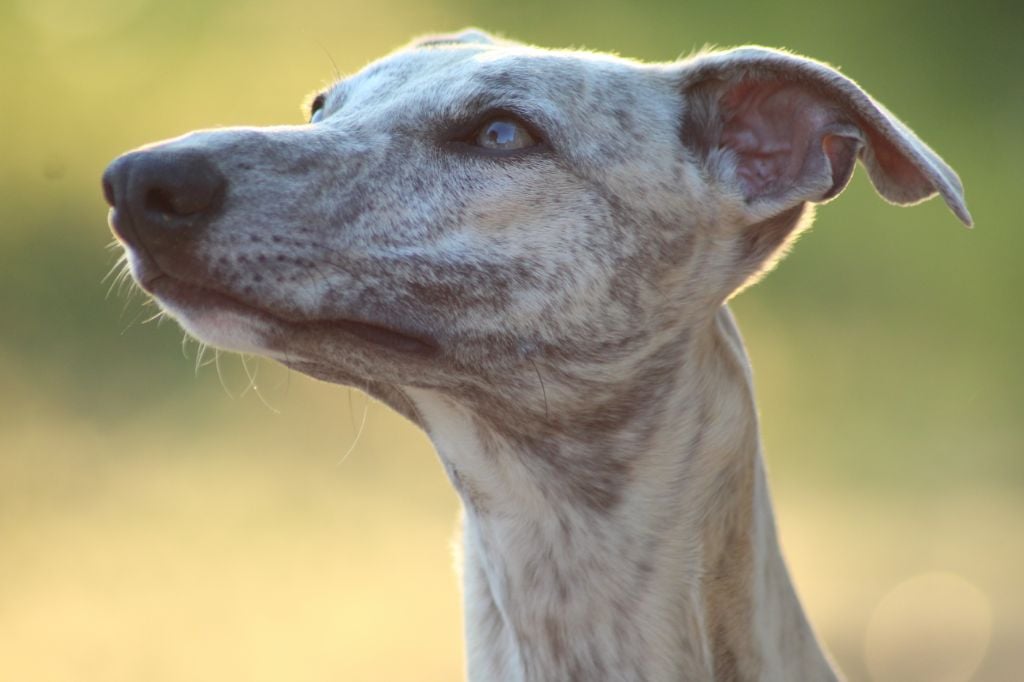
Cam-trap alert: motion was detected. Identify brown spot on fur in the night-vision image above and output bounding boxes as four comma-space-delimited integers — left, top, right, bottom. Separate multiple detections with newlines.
447, 329, 690, 513
702, 451, 761, 681
712, 626, 742, 682
544, 613, 567, 665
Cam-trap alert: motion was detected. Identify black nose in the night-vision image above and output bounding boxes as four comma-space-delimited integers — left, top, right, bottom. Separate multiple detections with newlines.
103, 148, 227, 246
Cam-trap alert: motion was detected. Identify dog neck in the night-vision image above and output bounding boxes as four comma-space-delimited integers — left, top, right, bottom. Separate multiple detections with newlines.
408, 307, 836, 682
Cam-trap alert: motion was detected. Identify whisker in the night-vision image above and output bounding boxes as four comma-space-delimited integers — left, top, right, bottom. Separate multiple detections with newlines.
338, 388, 370, 466
241, 355, 282, 414
214, 350, 235, 399
141, 310, 165, 325
107, 268, 129, 299
101, 254, 128, 285
240, 354, 258, 396
197, 342, 207, 371
119, 303, 151, 335
315, 40, 342, 81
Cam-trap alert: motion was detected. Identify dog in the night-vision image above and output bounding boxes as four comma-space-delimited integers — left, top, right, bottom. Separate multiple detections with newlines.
103, 29, 970, 681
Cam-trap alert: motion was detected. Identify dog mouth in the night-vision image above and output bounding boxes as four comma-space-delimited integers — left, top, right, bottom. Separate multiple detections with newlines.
140, 271, 439, 358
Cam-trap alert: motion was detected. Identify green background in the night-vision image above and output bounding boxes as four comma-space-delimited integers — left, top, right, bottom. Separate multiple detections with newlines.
1, 0, 1020, 680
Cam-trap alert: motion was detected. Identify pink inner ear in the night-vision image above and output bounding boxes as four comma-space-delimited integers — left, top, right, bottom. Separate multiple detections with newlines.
721, 80, 845, 202
863, 125, 936, 200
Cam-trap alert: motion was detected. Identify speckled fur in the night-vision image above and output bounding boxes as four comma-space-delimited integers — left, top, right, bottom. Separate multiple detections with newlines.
106, 29, 970, 681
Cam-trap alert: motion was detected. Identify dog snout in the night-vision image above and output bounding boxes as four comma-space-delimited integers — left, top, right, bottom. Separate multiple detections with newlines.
103, 148, 227, 246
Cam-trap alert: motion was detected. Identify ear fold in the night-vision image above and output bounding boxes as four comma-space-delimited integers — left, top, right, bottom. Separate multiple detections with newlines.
679, 46, 972, 227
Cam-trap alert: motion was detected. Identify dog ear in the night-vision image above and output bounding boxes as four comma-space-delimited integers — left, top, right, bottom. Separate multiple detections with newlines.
680, 47, 971, 226
677, 47, 970, 296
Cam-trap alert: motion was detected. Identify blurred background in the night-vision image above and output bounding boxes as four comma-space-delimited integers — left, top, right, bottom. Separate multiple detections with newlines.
0, 0, 1020, 680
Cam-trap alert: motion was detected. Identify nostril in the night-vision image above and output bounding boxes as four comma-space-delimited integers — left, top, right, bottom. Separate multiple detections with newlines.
143, 175, 224, 221
102, 176, 117, 207
143, 171, 225, 219
145, 186, 180, 216
101, 158, 125, 208
129, 150, 226, 224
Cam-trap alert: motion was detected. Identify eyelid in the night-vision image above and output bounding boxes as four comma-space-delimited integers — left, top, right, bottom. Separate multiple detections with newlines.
449, 107, 547, 146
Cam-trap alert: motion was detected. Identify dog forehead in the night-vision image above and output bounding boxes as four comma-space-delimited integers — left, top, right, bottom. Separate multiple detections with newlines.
342, 42, 653, 120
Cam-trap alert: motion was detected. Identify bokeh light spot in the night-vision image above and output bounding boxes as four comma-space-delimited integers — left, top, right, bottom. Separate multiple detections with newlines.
864, 572, 992, 682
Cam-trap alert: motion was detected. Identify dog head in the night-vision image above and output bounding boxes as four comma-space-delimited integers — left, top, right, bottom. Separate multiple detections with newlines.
103, 30, 969, 427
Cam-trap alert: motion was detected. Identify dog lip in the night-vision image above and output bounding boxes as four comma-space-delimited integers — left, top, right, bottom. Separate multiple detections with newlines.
142, 274, 439, 357
299, 318, 439, 356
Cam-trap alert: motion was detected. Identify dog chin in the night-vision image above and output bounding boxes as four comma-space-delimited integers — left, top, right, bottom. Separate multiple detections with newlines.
161, 301, 272, 355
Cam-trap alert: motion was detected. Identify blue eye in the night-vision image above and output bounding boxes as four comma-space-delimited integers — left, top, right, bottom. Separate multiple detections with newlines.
474, 118, 537, 150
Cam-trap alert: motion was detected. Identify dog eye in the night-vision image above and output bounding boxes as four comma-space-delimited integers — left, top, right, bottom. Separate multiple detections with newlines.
474, 118, 537, 151
309, 94, 326, 124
